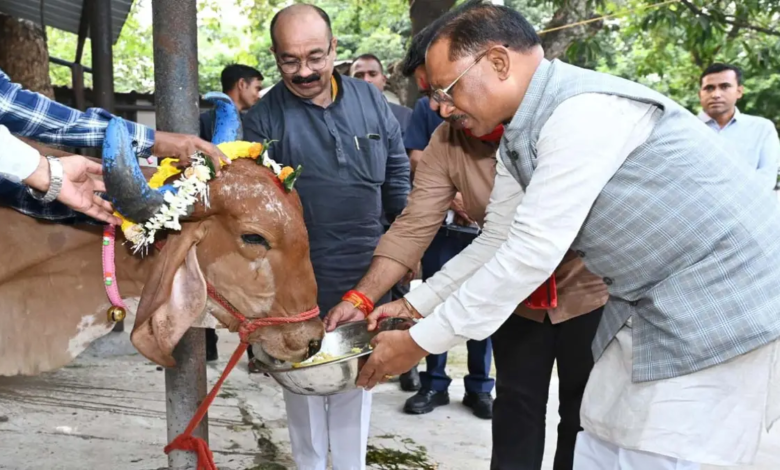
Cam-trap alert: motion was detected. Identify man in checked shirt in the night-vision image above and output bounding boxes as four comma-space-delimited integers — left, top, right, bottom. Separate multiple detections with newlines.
0, 67, 228, 222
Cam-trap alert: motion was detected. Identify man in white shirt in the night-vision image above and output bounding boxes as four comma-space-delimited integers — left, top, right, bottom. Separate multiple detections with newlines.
356, 4, 780, 470
698, 63, 780, 191
0, 125, 116, 222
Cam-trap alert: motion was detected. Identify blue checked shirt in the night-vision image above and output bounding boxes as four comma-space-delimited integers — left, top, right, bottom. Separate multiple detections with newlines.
0, 68, 155, 153
0, 67, 155, 223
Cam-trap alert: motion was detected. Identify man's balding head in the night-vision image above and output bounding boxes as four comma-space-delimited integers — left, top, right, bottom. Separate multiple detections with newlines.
270, 3, 332, 49
270, 3, 337, 103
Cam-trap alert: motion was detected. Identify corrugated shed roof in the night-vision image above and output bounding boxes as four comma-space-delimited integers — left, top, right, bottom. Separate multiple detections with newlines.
0, 0, 133, 44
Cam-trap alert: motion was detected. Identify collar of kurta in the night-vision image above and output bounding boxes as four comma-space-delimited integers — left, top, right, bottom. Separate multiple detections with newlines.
330, 74, 338, 102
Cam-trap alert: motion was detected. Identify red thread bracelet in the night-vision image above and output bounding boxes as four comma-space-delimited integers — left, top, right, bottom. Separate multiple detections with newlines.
342, 290, 374, 316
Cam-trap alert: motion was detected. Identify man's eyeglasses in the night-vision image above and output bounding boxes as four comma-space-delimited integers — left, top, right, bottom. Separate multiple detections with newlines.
431, 45, 506, 107
277, 44, 332, 75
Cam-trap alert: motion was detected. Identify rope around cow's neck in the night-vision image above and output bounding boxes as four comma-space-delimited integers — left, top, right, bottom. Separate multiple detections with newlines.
101, 227, 320, 469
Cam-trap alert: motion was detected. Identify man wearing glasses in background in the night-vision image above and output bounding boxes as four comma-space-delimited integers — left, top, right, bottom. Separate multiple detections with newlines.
242, 4, 409, 470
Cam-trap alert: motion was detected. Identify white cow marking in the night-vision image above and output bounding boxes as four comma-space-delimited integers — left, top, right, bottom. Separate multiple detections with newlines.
67, 313, 114, 358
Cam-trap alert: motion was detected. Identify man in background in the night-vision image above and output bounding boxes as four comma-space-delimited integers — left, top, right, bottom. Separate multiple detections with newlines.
199, 63, 264, 143
350, 54, 412, 138
243, 5, 409, 469
698, 63, 780, 191
200, 63, 264, 362
389, 22, 496, 415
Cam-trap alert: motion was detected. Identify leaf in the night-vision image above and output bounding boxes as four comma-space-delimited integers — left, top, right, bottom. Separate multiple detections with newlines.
283, 165, 303, 192
204, 154, 217, 179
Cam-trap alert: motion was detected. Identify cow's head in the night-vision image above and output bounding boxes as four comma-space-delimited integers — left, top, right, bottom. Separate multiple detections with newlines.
102, 114, 323, 369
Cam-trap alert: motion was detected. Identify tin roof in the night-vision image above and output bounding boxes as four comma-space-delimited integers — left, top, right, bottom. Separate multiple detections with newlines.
0, 0, 133, 44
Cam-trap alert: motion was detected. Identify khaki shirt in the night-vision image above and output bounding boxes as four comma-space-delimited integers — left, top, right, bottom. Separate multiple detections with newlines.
375, 122, 607, 323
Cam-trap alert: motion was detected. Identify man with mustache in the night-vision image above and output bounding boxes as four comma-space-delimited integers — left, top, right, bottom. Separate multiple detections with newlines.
327, 3, 606, 467
242, 4, 409, 470
698, 63, 780, 192
358, 3, 780, 469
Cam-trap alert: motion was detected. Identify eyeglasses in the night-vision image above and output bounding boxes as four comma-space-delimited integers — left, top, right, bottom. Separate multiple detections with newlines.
277, 44, 332, 75
432, 45, 506, 107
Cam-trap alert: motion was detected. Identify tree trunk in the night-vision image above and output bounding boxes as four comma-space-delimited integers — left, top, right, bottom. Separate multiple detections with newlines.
539, 0, 602, 60
409, 0, 458, 37
387, 0, 458, 108
0, 13, 53, 97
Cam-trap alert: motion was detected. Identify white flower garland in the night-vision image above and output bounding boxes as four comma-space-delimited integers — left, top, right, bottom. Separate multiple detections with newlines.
121, 144, 295, 255
124, 154, 212, 254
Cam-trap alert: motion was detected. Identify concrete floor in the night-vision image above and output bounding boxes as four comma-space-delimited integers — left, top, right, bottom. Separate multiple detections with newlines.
0, 328, 778, 469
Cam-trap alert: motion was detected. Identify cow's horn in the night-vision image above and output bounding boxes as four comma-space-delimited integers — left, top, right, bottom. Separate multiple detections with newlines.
204, 91, 243, 145
102, 117, 164, 223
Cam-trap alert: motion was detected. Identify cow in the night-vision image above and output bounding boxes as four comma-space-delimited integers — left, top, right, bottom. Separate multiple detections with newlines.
0, 104, 324, 376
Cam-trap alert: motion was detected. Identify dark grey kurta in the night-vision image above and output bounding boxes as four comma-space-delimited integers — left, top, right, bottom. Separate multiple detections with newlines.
243, 73, 410, 314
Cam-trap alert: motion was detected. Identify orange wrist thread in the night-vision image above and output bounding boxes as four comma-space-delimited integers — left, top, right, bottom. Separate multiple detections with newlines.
342, 290, 374, 317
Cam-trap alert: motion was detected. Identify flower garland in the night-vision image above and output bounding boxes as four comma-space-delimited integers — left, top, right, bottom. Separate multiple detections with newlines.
116, 140, 301, 253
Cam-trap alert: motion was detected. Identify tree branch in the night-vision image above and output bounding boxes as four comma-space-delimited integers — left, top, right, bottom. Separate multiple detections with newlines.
679, 0, 780, 37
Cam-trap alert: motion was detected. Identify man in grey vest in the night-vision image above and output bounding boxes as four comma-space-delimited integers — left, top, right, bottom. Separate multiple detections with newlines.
356, 3, 780, 469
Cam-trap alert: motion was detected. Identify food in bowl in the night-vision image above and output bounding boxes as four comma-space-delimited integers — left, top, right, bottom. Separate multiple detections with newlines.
291, 346, 371, 369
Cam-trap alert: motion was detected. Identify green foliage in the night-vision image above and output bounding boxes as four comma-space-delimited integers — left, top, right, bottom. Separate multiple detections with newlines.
44, 0, 779, 131
590, 0, 780, 129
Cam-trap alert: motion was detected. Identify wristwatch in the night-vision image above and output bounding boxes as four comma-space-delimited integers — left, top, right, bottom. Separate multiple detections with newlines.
27, 156, 63, 203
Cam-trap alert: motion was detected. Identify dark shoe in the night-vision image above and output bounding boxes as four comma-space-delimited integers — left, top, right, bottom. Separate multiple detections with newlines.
399, 366, 421, 392
205, 329, 219, 362
403, 389, 450, 415
463, 392, 493, 420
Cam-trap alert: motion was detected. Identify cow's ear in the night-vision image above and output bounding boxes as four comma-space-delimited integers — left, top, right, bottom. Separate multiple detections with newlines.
130, 221, 209, 367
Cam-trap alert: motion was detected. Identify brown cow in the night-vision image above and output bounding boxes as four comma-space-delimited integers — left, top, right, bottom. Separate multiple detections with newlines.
0, 157, 324, 376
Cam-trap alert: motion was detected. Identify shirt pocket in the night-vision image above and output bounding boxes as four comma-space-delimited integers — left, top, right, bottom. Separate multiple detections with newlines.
353, 136, 386, 184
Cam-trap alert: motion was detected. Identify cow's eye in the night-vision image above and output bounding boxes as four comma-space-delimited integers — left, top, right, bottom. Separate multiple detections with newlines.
241, 233, 270, 249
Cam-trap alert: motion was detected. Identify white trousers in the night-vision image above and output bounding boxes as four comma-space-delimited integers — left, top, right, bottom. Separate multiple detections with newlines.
283, 388, 372, 470
573, 431, 700, 470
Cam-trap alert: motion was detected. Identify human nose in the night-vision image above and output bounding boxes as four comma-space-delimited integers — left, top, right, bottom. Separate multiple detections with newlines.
436, 101, 456, 119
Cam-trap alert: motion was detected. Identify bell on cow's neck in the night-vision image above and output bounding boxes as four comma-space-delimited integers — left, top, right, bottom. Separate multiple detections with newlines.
107, 306, 127, 323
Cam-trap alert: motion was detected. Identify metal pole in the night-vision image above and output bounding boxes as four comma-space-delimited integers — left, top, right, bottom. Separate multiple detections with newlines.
152, 1, 207, 469
88, 0, 115, 112
71, 63, 85, 111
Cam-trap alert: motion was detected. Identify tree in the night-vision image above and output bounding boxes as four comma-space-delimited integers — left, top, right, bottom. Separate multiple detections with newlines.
0, 13, 53, 97
38, 0, 777, 130
590, 0, 780, 129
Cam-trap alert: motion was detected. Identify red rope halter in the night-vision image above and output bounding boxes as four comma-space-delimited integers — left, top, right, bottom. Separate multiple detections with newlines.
103, 235, 319, 470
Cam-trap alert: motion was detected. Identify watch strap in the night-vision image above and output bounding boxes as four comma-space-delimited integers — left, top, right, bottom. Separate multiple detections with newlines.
27, 156, 63, 203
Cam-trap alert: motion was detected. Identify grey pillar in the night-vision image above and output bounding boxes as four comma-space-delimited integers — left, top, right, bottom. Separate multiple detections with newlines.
88, 0, 115, 112
151, 1, 208, 469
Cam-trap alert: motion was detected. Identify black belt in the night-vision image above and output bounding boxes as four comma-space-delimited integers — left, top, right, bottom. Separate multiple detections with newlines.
440, 223, 481, 243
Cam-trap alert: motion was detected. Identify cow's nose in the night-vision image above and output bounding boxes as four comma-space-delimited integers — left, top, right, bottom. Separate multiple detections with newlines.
307, 339, 322, 359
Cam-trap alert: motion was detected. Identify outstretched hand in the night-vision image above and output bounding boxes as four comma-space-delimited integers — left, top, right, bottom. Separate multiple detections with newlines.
356, 330, 427, 390
324, 301, 366, 332
153, 131, 231, 175
25, 155, 120, 224
365, 298, 420, 331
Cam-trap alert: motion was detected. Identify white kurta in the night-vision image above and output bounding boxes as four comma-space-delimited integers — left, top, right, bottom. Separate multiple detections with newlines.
0, 124, 40, 182
580, 323, 780, 466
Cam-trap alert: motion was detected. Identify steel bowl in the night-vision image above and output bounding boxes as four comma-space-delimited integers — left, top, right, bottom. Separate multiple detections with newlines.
251, 320, 377, 396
